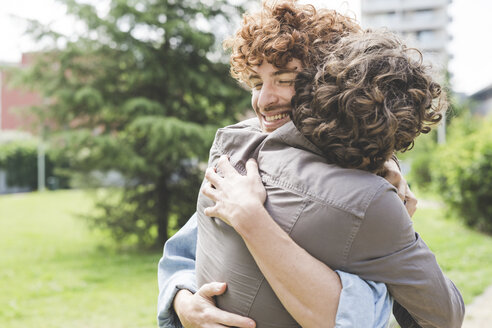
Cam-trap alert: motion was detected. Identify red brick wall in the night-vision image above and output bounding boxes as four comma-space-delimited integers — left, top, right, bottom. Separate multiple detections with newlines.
1, 53, 42, 132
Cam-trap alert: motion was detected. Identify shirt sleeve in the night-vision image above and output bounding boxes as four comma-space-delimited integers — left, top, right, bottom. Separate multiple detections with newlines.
347, 187, 465, 328
335, 271, 393, 328
157, 213, 198, 328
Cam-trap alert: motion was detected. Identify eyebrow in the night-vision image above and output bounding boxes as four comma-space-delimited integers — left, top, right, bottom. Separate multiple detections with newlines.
248, 68, 299, 80
273, 68, 299, 76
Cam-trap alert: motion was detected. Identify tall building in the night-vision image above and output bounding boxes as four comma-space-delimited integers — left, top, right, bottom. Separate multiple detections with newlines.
361, 0, 452, 79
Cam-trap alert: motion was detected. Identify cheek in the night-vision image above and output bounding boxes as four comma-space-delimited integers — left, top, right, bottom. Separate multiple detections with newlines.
286, 86, 295, 102
251, 90, 259, 111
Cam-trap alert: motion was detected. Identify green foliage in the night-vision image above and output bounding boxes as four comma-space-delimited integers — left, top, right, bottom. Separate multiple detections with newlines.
402, 95, 492, 234
0, 190, 161, 327
16, 0, 250, 247
403, 131, 438, 190
0, 141, 69, 190
0, 141, 37, 188
403, 96, 478, 192
431, 116, 492, 233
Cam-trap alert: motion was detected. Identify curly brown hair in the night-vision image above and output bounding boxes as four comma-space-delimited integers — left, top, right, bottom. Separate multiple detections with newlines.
292, 30, 447, 174
223, 0, 361, 85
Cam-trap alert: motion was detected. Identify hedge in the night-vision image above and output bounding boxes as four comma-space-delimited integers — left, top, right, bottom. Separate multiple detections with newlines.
0, 140, 69, 190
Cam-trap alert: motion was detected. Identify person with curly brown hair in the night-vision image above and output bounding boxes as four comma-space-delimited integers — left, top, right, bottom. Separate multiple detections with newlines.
291, 30, 445, 174
157, 1, 465, 327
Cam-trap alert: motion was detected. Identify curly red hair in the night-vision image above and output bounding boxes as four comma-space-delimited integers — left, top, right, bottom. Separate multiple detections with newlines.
292, 30, 447, 173
224, 0, 361, 85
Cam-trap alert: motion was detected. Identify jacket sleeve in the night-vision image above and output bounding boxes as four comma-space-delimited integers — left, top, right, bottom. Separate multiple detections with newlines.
157, 214, 198, 328
346, 186, 465, 328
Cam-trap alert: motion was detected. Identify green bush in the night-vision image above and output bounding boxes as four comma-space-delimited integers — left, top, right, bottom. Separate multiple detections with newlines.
458, 150, 492, 231
403, 131, 438, 190
0, 140, 70, 190
0, 141, 38, 188
404, 100, 479, 192
432, 117, 492, 233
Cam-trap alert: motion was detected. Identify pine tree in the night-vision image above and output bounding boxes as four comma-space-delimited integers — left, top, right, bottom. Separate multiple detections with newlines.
18, 0, 250, 247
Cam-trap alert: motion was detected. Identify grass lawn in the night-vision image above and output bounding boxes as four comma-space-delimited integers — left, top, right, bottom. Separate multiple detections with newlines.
0, 190, 491, 327
412, 206, 492, 305
0, 190, 162, 328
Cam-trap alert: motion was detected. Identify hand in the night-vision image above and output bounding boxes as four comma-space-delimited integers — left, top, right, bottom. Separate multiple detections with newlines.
201, 155, 266, 230
174, 282, 256, 328
382, 159, 417, 217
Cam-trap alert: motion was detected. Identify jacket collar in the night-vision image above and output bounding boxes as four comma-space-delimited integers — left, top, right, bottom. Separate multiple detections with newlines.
268, 120, 325, 158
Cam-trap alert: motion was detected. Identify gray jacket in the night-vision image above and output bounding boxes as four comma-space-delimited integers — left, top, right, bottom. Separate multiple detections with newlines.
196, 118, 464, 328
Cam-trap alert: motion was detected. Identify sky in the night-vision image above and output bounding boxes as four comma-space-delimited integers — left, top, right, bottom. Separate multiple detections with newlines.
0, 0, 491, 95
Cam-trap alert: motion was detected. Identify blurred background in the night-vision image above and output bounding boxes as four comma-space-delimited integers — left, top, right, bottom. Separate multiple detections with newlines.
0, 0, 491, 327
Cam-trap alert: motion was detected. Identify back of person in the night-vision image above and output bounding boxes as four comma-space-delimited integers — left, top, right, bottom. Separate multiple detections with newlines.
196, 118, 394, 327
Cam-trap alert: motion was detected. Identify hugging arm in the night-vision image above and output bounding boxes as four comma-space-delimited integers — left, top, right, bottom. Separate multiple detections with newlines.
157, 213, 391, 328
349, 189, 465, 328
202, 157, 382, 328
157, 170, 393, 327
157, 214, 198, 328
203, 156, 464, 328
157, 214, 255, 328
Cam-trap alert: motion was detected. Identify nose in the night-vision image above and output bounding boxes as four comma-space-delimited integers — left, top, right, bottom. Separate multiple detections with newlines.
257, 83, 279, 111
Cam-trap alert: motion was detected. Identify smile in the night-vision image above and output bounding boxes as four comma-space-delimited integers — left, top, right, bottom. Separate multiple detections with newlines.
264, 113, 289, 122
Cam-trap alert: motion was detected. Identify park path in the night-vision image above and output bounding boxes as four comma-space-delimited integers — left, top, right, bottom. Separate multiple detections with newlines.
462, 284, 492, 328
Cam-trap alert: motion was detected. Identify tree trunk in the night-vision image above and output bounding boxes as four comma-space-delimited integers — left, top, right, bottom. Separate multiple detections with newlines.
156, 179, 171, 248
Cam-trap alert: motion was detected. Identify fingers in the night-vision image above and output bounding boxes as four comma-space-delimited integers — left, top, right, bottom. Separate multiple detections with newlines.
382, 159, 401, 184
381, 160, 418, 216
217, 155, 238, 177
404, 184, 418, 217
209, 308, 256, 328
205, 167, 222, 189
217, 311, 256, 328
246, 159, 260, 179
204, 205, 219, 218
202, 180, 219, 202
197, 283, 256, 328
382, 162, 405, 201
192, 283, 256, 328
197, 282, 227, 298
396, 177, 406, 202
201, 180, 221, 218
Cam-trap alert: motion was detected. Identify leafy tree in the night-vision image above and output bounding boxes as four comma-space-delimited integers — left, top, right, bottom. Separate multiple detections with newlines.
16, 0, 250, 247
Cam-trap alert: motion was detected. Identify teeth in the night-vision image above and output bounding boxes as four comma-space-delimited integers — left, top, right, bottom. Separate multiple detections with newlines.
265, 113, 288, 122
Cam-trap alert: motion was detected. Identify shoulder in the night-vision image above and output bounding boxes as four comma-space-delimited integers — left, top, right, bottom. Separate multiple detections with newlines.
209, 118, 266, 170
260, 146, 395, 218
356, 186, 415, 251
314, 167, 397, 218
213, 118, 262, 145
219, 117, 261, 132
